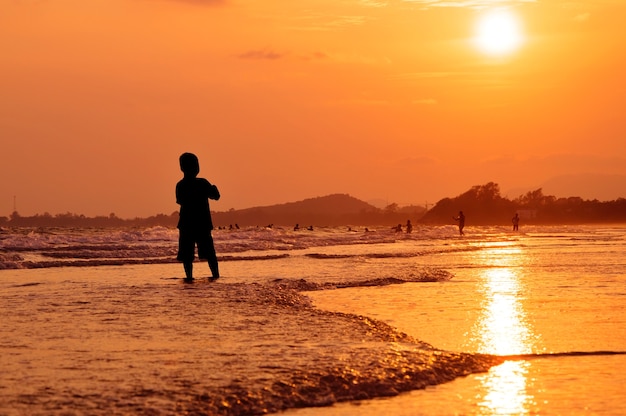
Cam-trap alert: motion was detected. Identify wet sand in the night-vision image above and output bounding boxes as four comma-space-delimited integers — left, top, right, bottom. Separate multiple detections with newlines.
0, 271, 501, 415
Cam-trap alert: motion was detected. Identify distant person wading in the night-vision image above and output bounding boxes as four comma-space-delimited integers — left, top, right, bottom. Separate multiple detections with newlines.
512, 212, 520, 231
453, 211, 465, 236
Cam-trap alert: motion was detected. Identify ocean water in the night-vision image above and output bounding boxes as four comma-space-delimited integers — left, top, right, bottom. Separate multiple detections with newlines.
0, 224, 625, 415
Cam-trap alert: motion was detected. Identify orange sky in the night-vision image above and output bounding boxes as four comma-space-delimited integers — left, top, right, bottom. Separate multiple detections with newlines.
1, 0, 625, 218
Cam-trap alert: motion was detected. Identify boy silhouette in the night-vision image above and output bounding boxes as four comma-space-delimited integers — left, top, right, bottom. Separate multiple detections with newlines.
176, 152, 221, 282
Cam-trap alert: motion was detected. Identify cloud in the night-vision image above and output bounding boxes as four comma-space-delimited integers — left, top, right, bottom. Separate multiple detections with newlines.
163, 0, 226, 5
237, 49, 288, 60
394, 71, 461, 80
285, 13, 370, 32
358, 0, 389, 7
293, 15, 368, 31
574, 12, 591, 22
311, 51, 329, 60
413, 98, 438, 105
400, 0, 536, 8
397, 156, 439, 166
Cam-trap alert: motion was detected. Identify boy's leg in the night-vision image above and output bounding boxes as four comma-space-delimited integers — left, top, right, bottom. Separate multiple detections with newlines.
206, 241, 219, 279
178, 229, 195, 280
183, 261, 193, 280
208, 255, 219, 279
198, 233, 219, 279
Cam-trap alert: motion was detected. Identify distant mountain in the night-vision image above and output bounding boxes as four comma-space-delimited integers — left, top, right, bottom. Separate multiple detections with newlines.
212, 194, 380, 227
261, 193, 377, 215
367, 198, 389, 209
506, 173, 626, 202
540, 173, 626, 201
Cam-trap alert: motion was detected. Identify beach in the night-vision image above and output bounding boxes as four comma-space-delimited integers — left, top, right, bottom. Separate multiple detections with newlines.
1, 225, 625, 414
0, 265, 501, 415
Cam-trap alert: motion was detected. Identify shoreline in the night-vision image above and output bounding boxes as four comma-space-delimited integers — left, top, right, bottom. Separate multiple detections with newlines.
0, 269, 504, 415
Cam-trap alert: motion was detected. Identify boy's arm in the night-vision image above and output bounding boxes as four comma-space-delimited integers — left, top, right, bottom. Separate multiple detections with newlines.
175, 182, 182, 205
206, 181, 220, 201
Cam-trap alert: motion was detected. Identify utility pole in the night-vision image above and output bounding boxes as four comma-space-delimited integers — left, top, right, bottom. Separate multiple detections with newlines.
13, 195, 17, 212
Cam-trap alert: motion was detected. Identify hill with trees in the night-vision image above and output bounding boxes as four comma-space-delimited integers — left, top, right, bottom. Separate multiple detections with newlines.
212, 193, 425, 227
421, 182, 626, 225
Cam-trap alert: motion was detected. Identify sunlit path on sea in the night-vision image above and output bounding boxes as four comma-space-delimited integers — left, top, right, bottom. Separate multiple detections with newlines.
464, 243, 537, 415
291, 227, 626, 415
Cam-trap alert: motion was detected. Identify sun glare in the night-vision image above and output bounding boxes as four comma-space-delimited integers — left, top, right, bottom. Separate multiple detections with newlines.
474, 9, 524, 55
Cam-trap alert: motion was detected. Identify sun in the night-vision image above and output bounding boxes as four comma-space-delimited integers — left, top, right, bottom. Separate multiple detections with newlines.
474, 9, 524, 55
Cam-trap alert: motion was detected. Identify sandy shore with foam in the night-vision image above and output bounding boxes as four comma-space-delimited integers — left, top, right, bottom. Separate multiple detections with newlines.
0, 269, 503, 415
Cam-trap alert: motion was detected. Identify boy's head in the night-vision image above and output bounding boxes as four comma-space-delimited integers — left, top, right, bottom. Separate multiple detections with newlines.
179, 152, 200, 177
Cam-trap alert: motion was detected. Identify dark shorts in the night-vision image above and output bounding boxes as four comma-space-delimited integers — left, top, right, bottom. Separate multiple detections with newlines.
177, 228, 215, 262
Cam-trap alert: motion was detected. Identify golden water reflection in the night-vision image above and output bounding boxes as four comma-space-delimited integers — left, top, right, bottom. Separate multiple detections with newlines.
467, 245, 537, 415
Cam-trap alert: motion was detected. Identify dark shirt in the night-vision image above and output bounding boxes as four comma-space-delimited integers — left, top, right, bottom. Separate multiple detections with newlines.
176, 177, 220, 231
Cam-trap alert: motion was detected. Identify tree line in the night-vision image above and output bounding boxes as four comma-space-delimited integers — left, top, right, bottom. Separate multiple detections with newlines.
0, 211, 180, 228
421, 182, 626, 225
1, 183, 625, 228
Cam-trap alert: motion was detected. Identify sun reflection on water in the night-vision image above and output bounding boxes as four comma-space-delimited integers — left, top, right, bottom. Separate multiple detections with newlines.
477, 360, 533, 415
467, 245, 537, 415
475, 267, 532, 356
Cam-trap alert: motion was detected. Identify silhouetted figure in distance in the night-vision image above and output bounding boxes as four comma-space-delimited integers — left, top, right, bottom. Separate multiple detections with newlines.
406, 220, 413, 234
176, 152, 220, 282
512, 213, 520, 231
453, 211, 465, 236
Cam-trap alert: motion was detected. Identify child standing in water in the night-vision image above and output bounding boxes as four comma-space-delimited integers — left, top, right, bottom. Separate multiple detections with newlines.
176, 152, 221, 282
